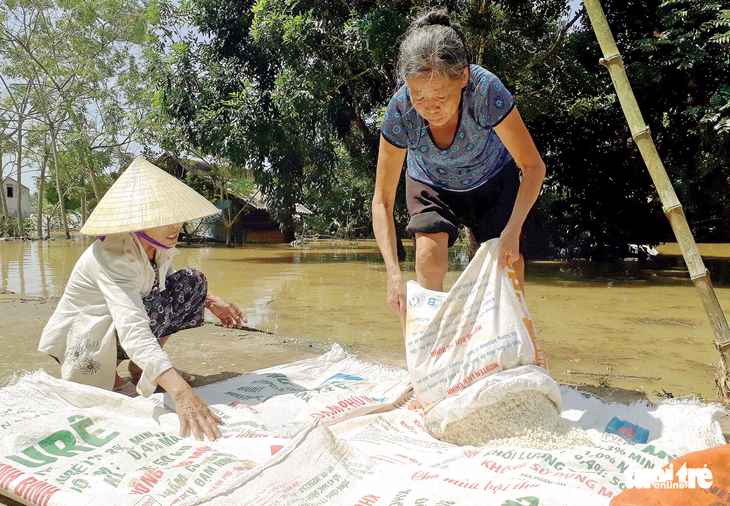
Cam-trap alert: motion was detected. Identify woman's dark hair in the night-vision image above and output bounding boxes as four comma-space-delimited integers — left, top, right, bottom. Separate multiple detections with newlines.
397, 8, 470, 83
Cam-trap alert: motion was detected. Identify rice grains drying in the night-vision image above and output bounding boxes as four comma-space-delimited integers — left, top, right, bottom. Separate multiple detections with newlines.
442, 389, 594, 449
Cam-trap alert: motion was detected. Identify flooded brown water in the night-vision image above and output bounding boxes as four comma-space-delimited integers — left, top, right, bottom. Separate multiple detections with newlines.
2, 237, 729, 399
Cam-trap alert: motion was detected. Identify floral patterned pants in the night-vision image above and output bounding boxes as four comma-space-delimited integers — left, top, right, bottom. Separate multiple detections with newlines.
117, 266, 207, 360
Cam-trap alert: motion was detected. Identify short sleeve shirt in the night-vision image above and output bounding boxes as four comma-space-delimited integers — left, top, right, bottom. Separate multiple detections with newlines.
380, 65, 515, 192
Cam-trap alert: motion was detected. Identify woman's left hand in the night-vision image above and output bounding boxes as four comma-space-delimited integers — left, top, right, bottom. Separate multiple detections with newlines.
206, 293, 247, 328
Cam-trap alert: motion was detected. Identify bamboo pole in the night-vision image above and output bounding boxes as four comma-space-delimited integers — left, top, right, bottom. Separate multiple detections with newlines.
583, 0, 730, 397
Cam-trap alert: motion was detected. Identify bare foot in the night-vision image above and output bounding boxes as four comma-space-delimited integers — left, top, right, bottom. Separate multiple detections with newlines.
114, 373, 128, 389
113, 374, 139, 397
408, 397, 423, 410
128, 361, 143, 381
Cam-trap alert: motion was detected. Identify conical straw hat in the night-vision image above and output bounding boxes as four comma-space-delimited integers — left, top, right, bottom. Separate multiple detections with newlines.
80, 157, 220, 235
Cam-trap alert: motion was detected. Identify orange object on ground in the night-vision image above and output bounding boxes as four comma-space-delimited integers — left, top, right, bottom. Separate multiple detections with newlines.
610, 444, 730, 506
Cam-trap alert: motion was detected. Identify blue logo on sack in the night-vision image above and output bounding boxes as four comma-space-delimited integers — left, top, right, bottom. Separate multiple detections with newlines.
322, 373, 362, 384
603, 417, 650, 444
427, 297, 444, 308
409, 295, 424, 308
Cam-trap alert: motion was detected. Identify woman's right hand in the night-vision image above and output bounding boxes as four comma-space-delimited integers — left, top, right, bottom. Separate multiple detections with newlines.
156, 367, 221, 441
387, 272, 407, 319
172, 388, 222, 442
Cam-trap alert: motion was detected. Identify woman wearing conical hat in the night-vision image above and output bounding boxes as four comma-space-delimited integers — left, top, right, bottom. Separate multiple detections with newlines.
39, 157, 245, 441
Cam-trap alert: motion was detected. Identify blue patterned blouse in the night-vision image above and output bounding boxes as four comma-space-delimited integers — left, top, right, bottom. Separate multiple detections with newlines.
380, 65, 515, 192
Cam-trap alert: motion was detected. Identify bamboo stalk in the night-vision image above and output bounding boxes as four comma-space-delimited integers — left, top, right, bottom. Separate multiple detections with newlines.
583, 0, 730, 396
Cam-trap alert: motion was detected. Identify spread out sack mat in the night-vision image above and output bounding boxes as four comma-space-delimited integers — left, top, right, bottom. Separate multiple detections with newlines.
0, 345, 727, 506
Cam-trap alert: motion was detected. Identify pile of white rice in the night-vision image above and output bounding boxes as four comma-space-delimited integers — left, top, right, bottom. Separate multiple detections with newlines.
442, 389, 594, 449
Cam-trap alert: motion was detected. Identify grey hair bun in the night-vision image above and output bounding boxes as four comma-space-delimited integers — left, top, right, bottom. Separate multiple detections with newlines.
398, 8, 470, 82
413, 9, 451, 29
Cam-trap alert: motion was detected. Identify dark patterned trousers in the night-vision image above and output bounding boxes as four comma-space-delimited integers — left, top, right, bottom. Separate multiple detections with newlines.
117, 266, 207, 360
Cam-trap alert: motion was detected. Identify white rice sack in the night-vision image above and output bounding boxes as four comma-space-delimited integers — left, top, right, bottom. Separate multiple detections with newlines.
405, 239, 548, 411
406, 239, 565, 444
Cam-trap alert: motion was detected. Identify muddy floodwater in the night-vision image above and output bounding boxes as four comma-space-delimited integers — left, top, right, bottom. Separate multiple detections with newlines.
2, 237, 730, 399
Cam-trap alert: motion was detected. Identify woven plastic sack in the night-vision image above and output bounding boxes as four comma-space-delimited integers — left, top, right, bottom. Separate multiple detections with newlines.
405, 238, 561, 438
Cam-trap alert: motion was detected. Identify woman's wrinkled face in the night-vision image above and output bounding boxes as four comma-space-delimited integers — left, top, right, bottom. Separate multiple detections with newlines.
407, 68, 469, 128
142, 222, 184, 249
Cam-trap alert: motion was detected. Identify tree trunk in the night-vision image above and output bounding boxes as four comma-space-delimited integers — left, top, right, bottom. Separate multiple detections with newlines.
584, 0, 730, 395
225, 223, 232, 246
79, 173, 87, 226
0, 181, 7, 223
280, 212, 295, 243
0, 143, 9, 227
219, 184, 231, 246
37, 149, 48, 239
351, 115, 378, 154
86, 152, 101, 202
16, 114, 24, 236
70, 116, 102, 203
81, 191, 86, 226
49, 124, 70, 239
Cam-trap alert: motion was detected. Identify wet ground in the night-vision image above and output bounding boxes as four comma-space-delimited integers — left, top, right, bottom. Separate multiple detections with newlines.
1, 237, 730, 400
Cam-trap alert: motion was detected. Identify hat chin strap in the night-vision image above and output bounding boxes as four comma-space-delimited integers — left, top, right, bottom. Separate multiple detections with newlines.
97, 232, 172, 250
135, 231, 172, 249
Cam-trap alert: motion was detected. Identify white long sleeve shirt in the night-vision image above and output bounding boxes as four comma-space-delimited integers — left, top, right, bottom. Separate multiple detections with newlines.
39, 233, 178, 396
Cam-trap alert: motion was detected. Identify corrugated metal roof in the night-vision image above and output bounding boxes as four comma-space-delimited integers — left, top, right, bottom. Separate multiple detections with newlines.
226, 185, 313, 216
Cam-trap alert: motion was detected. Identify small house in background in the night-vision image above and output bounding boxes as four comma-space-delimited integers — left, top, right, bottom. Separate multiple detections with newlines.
156, 154, 312, 244
225, 187, 312, 243
155, 153, 214, 180
2, 177, 31, 218
186, 186, 312, 244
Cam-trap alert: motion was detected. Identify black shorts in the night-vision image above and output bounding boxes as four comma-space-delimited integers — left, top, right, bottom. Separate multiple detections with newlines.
405, 160, 520, 247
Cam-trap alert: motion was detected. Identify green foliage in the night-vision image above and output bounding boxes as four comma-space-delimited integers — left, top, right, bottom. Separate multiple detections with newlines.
145, 0, 730, 252
520, 0, 730, 257
229, 177, 256, 197
43, 148, 108, 212
632, 0, 730, 238
704, 85, 730, 134
1, 0, 155, 240
184, 171, 220, 201
0, 216, 33, 237
711, 9, 730, 43
301, 145, 376, 237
